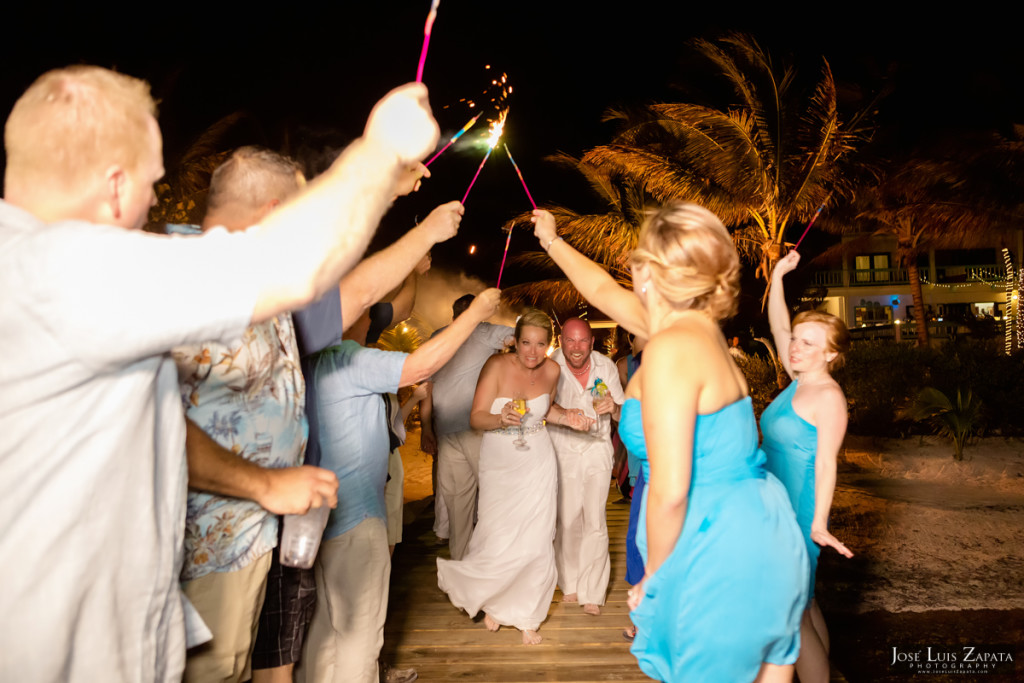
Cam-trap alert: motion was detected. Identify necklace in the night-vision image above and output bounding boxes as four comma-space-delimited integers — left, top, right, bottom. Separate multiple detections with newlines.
516, 355, 539, 385
569, 357, 591, 376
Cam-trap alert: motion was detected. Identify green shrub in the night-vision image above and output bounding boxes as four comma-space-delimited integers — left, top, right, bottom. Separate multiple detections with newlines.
734, 353, 782, 419
900, 387, 984, 460
832, 340, 1024, 437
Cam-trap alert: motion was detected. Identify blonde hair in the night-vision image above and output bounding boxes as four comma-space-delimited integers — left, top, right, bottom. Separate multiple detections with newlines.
4, 66, 157, 192
514, 308, 553, 346
207, 146, 304, 213
630, 202, 740, 321
792, 310, 851, 371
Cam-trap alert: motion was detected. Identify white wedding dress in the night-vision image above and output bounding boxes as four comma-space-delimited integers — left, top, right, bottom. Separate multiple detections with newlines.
437, 395, 557, 631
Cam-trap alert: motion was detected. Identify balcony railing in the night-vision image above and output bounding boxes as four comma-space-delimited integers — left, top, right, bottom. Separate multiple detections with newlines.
933, 264, 1004, 284
809, 264, 1003, 288
810, 268, 912, 287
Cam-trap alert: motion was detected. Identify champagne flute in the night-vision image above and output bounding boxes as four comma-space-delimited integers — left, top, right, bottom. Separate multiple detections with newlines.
512, 392, 528, 449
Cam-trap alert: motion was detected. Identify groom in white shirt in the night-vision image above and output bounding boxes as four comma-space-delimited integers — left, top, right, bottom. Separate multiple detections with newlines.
548, 318, 624, 616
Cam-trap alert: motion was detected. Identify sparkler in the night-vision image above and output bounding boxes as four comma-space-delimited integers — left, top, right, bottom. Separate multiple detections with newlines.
504, 143, 536, 209
415, 0, 441, 82
424, 113, 482, 167
460, 112, 506, 205
792, 201, 827, 251
496, 225, 515, 288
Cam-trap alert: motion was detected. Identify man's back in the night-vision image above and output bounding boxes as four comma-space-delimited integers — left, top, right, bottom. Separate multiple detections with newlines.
430, 322, 512, 435
0, 206, 256, 681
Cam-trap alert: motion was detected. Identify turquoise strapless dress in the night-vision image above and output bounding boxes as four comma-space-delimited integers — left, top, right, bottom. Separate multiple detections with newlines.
761, 380, 819, 604
619, 398, 807, 682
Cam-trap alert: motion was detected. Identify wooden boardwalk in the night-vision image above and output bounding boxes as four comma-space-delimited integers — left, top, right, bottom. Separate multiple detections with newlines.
382, 485, 848, 682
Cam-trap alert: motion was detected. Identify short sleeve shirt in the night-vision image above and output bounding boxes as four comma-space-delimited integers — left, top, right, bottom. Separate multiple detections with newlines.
173, 313, 307, 581
307, 340, 406, 539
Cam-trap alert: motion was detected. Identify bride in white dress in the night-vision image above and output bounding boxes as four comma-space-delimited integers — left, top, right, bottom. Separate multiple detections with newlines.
437, 308, 593, 645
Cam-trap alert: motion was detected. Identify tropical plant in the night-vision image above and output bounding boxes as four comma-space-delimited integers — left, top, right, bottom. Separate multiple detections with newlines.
900, 387, 983, 460
576, 33, 874, 302
500, 156, 652, 314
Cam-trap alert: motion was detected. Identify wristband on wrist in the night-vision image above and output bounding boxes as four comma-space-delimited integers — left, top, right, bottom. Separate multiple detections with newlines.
544, 235, 563, 252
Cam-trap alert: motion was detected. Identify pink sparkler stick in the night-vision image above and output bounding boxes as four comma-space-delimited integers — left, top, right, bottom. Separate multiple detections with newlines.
461, 146, 494, 205
793, 202, 827, 251
415, 0, 441, 83
425, 112, 482, 167
504, 144, 537, 209
496, 226, 515, 288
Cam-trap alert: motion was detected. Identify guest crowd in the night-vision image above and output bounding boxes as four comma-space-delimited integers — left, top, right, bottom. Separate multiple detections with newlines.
0, 64, 851, 683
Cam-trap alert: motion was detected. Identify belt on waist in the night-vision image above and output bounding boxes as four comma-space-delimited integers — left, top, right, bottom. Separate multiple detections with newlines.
488, 422, 546, 436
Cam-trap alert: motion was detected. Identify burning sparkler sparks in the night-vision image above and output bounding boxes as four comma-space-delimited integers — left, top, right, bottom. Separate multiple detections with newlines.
460, 110, 507, 205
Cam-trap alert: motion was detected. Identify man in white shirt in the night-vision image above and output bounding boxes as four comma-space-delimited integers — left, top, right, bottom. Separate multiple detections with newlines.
0, 65, 438, 683
548, 318, 624, 616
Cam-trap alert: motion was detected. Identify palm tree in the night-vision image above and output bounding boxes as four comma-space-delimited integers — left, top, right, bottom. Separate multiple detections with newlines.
500, 154, 652, 317
576, 33, 873, 302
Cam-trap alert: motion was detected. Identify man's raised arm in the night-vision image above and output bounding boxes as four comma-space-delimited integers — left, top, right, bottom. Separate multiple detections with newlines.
339, 201, 461, 328
250, 83, 440, 324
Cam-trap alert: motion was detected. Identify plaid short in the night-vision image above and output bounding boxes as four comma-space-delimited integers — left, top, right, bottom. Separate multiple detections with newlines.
250, 545, 317, 669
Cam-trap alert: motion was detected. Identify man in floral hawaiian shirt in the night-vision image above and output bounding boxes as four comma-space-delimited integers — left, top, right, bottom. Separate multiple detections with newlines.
173, 148, 340, 683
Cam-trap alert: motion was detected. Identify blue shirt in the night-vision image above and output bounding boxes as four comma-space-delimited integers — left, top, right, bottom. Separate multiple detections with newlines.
308, 340, 406, 539
293, 288, 344, 468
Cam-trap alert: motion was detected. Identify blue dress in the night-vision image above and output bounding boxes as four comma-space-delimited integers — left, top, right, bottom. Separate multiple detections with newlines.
619, 398, 807, 682
761, 380, 819, 604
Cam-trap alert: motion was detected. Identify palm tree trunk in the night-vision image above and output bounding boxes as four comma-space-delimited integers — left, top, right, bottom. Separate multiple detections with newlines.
906, 259, 930, 347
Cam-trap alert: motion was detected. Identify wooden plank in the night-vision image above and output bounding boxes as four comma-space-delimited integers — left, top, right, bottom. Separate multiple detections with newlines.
383, 479, 849, 682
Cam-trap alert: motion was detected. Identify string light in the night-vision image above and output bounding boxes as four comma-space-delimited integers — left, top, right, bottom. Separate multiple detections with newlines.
1018, 254, 1023, 353
1002, 248, 1014, 355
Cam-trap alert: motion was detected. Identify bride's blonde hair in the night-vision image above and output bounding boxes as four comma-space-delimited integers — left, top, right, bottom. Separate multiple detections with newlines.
630, 202, 740, 321
514, 308, 554, 345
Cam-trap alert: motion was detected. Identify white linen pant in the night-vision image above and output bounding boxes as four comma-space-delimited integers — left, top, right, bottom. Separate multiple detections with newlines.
384, 448, 404, 546
553, 445, 612, 605
437, 429, 483, 560
298, 518, 390, 683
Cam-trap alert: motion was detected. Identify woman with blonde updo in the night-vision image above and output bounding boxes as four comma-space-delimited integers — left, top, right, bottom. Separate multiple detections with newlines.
762, 250, 853, 683
437, 308, 593, 646
532, 204, 808, 682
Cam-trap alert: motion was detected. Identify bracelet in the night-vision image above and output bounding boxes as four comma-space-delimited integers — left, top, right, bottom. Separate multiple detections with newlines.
544, 235, 563, 252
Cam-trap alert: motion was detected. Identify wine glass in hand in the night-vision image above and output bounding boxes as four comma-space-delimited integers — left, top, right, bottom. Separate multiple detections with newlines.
512, 393, 529, 450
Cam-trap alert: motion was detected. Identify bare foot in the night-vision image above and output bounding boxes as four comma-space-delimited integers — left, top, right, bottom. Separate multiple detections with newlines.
582, 603, 601, 616
522, 629, 543, 645
562, 592, 578, 603
483, 614, 500, 632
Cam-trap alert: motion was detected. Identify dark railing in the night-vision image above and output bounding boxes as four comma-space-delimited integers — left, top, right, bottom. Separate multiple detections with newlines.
810, 264, 1003, 288
848, 320, 1005, 343
810, 268, 912, 287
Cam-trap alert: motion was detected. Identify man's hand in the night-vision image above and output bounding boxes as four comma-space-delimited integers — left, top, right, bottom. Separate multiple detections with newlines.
415, 252, 432, 275
593, 395, 616, 416
467, 288, 501, 321
395, 162, 430, 197
364, 83, 440, 162
411, 381, 431, 402
419, 200, 464, 244
420, 427, 438, 455
257, 465, 340, 516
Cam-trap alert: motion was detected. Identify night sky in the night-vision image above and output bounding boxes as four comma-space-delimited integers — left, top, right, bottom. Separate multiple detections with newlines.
3, 3, 1022, 304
